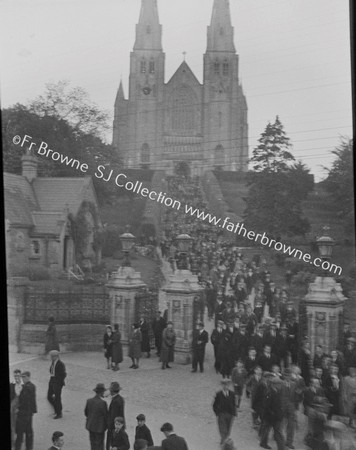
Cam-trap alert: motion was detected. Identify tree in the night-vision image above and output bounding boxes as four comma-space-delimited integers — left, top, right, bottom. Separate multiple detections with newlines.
250, 116, 295, 172
323, 137, 354, 234
28, 80, 110, 139
244, 171, 310, 237
2, 101, 120, 203
244, 117, 312, 237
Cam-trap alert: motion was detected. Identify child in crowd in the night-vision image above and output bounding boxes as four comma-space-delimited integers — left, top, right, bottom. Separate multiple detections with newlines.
110, 416, 130, 450
135, 413, 154, 447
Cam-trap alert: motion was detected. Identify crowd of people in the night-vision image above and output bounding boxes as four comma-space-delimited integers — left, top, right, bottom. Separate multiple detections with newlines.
9, 175, 356, 449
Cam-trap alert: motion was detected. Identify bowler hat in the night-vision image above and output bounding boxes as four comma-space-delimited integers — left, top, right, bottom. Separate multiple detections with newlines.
93, 383, 107, 393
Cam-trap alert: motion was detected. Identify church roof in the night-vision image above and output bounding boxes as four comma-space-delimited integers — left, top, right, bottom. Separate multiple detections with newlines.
32, 211, 66, 236
4, 173, 38, 226
4, 172, 97, 233
32, 177, 92, 215
166, 61, 202, 87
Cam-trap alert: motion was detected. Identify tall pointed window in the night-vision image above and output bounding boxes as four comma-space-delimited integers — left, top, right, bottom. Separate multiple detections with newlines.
214, 60, 220, 75
149, 60, 155, 74
140, 60, 146, 73
223, 60, 229, 76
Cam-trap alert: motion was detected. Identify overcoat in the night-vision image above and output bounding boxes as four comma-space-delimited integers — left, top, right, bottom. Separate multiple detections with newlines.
112, 331, 123, 364
140, 320, 151, 353
128, 328, 142, 359
160, 328, 176, 363
103, 331, 113, 359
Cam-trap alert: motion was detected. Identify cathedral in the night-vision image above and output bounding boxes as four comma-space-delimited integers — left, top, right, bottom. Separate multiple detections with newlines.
112, 0, 248, 176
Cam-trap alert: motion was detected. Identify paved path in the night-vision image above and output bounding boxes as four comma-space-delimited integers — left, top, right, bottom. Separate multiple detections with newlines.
9, 341, 311, 450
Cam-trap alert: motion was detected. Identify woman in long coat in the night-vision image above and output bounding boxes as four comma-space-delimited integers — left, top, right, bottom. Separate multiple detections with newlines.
160, 321, 176, 370
103, 325, 113, 369
45, 316, 60, 354
111, 323, 123, 371
139, 317, 151, 358
128, 323, 142, 369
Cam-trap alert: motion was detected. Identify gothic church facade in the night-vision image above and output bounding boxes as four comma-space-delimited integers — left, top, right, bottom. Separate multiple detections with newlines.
113, 0, 248, 176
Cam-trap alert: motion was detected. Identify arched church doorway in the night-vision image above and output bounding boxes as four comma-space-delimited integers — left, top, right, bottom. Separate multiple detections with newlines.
174, 161, 191, 177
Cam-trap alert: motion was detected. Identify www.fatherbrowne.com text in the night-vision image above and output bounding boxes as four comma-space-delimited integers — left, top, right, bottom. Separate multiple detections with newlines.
13, 134, 342, 276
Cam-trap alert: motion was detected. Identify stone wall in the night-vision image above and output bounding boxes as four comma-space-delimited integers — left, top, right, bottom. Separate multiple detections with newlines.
19, 323, 106, 354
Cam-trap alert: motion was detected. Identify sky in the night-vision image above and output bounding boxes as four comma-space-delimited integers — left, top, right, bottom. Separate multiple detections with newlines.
0, 0, 353, 181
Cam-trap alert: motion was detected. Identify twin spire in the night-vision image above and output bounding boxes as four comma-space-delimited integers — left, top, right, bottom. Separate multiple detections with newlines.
134, 0, 235, 52
134, 0, 162, 51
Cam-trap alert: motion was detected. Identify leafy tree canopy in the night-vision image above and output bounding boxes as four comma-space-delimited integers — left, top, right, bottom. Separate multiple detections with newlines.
244, 116, 313, 237
2, 82, 121, 203
28, 80, 110, 139
323, 137, 354, 234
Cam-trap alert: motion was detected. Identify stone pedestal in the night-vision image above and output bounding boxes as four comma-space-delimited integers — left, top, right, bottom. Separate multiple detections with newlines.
162, 269, 202, 364
106, 266, 146, 345
304, 276, 346, 357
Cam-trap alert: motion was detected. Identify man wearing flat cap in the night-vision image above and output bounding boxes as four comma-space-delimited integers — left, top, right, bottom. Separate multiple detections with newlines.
85, 383, 108, 450
191, 321, 209, 373
212, 379, 236, 445
47, 350, 66, 419
106, 381, 125, 450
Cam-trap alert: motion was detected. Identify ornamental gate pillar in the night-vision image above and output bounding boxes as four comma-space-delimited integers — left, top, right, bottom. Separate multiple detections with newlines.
162, 269, 203, 364
106, 266, 146, 345
303, 276, 346, 357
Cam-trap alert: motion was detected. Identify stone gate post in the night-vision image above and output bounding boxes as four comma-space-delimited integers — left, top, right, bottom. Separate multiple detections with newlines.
106, 266, 146, 345
303, 276, 346, 357
7, 277, 29, 353
163, 269, 202, 364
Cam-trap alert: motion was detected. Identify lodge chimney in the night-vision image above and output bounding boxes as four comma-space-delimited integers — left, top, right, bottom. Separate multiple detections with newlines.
21, 149, 38, 182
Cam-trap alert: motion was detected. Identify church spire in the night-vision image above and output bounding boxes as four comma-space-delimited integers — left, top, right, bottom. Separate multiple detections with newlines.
207, 0, 235, 52
134, 0, 162, 51
115, 80, 125, 106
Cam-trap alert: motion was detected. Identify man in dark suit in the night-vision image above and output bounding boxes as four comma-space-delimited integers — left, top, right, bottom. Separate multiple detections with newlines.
106, 381, 125, 450
191, 321, 209, 373
152, 311, 166, 356
257, 344, 278, 373
212, 379, 237, 445
160, 423, 189, 450
47, 350, 66, 419
48, 430, 64, 449
85, 383, 108, 450
15, 371, 37, 450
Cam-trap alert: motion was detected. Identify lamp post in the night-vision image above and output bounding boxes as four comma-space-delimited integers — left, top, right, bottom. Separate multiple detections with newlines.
176, 233, 193, 270
316, 226, 335, 276
120, 225, 135, 267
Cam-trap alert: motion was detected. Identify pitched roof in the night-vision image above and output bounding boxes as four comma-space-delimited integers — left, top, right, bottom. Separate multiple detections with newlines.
166, 61, 202, 87
32, 177, 92, 215
3, 173, 38, 226
32, 212, 66, 236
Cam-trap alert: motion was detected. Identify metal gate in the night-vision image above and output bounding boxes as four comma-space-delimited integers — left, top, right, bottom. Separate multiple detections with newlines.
134, 289, 159, 348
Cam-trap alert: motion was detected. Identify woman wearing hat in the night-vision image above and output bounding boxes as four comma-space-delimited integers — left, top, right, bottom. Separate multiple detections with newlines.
160, 322, 176, 370
128, 323, 142, 369
112, 324, 123, 371
104, 325, 114, 369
